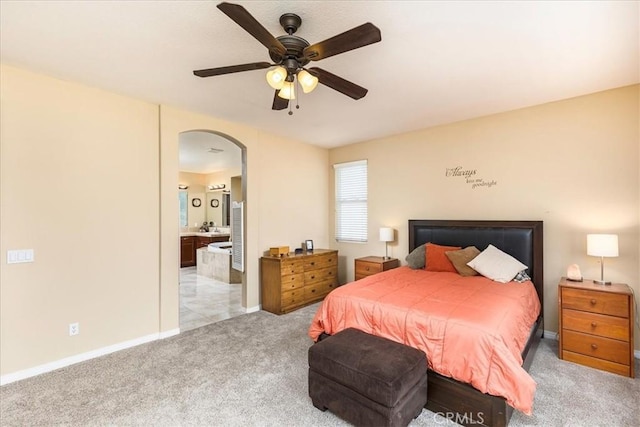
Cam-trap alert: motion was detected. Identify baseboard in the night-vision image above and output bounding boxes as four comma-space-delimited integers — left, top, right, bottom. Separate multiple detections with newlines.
245, 305, 260, 314
159, 328, 180, 339
1, 330, 178, 386
544, 329, 640, 360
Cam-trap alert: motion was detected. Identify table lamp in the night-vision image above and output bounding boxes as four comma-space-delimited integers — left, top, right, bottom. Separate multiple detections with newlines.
379, 227, 394, 260
586, 234, 618, 285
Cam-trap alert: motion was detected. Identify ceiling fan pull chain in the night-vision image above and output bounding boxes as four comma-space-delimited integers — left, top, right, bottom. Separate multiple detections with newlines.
295, 77, 301, 110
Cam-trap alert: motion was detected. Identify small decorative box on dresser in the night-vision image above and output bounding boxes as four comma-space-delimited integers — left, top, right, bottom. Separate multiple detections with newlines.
260, 249, 338, 315
558, 277, 635, 377
354, 256, 400, 281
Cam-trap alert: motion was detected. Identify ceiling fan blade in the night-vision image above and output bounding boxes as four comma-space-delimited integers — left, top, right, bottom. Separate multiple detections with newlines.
272, 90, 289, 110
217, 2, 286, 59
303, 23, 381, 61
308, 67, 368, 100
193, 62, 271, 77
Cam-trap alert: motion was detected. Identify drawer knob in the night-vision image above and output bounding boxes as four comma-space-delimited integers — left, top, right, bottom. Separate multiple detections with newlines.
591, 322, 597, 328
365, 267, 370, 271
310, 262, 315, 266
590, 299, 597, 305
311, 275, 315, 279
591, 343, 598, 350
291, 277, 295, 281
311, 289, 316, 293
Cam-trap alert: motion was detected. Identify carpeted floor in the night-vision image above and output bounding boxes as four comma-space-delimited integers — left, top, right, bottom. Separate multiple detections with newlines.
1, 303, 638, 426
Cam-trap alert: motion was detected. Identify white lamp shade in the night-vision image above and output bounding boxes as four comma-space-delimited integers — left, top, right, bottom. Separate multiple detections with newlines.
277, 81, 296, 100
297, 70, 319, 93
379, 227, 394, 242
266, 67, 287, 90
587, 234, 619, 257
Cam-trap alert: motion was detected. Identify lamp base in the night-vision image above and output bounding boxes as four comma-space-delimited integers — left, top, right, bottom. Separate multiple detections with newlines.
593, 279, 612, 285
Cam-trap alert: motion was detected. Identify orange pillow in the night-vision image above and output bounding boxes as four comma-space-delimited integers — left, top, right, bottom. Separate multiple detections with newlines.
425, 243, 461, 273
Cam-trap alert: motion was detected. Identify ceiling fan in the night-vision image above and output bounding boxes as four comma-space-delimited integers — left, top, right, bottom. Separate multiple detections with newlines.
193, 2, 382, 114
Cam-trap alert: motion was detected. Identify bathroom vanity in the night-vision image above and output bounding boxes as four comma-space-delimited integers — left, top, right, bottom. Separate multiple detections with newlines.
180, 231, 230, 267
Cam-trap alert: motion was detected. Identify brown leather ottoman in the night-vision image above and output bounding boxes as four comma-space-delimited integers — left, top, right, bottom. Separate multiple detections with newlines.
308, 328, 428, 427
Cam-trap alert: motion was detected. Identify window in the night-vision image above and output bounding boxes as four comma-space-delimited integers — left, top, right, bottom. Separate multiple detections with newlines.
334, 160, 367, 242
179, 191, 188, 227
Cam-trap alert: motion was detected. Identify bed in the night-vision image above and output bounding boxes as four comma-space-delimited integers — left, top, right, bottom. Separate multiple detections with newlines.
309, 220, 544, 427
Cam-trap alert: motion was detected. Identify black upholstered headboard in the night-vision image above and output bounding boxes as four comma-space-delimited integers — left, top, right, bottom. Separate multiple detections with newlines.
408, 220, 544, 309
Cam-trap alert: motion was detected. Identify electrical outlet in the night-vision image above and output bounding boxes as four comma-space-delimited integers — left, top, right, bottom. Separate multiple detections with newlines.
69, 322, 79, 336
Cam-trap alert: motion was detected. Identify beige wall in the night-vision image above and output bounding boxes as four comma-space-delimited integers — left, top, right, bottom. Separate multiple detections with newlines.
0, 64, 330, 378
159, 106, 330, 332
329, 85, 640, 349
0, 65, 160, 375
2, 60, 635, 380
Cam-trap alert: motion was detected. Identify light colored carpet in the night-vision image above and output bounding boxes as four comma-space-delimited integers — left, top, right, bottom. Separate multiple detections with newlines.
1, 303, 638, 426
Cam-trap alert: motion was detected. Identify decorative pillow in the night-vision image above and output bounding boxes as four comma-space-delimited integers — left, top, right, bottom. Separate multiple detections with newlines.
405, 244, 426, 269
466, 244, 528, 283
425, 243, 461, 273
513, 271, 532, 283
445, 246, 480, 276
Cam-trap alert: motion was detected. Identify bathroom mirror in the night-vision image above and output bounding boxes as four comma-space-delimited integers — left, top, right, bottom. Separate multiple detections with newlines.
206, 192, 230, 227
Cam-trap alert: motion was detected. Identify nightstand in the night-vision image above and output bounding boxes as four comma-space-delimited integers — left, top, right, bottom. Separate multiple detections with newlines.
558, 277, 635, 377
355, 256, 400, 281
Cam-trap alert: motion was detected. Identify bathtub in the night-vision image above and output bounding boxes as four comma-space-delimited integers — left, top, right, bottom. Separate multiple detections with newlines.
208, 242, 232, 254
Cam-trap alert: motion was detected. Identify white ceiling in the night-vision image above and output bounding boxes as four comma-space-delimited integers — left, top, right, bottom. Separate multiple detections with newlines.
1, 1, 638, 153
179, 131, 241, 174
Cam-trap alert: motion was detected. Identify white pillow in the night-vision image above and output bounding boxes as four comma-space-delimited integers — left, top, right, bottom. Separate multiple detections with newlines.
466, 244, 528, 283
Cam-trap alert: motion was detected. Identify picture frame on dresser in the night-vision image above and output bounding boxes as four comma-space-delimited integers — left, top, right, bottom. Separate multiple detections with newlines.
305, 240, 314, 252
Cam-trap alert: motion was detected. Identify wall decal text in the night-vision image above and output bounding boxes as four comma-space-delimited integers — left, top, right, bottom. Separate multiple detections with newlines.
445, 166, 498, 189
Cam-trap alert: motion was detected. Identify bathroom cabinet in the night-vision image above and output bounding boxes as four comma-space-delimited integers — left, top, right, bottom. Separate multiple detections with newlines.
181, 234, 230, 268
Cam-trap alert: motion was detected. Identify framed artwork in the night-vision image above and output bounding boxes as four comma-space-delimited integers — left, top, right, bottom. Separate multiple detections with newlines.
192, 198, 201, 207
305, 240, 314, 252
211, 199, 219, 208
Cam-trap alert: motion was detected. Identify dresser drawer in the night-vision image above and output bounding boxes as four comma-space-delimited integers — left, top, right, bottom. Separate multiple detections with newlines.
303, 253, 337, 271
280, 259, 304, 275
305, 278, 336, 300
356, 261, 383, 277
562, 330, 630, 365
562, 309, 629, 341
561, 350, 631, 377
561, 288, 629, 317
282, 288, 306, 309
279, 273, 305, 291
304, 267, 337, 284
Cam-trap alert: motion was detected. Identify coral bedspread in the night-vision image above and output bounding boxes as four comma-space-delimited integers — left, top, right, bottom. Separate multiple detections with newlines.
308, 267, 541, 415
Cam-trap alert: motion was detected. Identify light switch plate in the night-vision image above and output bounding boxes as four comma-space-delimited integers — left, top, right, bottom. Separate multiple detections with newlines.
7, 249, 34, 264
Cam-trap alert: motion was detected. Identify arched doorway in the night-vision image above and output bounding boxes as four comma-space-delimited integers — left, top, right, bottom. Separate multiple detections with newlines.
177, 130, 246, 331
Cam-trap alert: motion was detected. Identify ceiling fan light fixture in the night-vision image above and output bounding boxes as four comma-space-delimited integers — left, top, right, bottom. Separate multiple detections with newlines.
297, 70, 318, 93
277, 81, 296, 100
266, 66, 287, 89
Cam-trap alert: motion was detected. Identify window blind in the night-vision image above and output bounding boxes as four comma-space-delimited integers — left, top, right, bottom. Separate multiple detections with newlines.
334, 160, 367, 243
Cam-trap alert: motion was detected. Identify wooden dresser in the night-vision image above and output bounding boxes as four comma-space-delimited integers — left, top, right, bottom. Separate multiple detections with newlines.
355, 256, 400, 280
558, 277, 635, 377
260, 249, 338, 314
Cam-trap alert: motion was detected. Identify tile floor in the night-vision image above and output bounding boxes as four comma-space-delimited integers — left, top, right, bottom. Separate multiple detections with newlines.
179, 266, 244, 332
